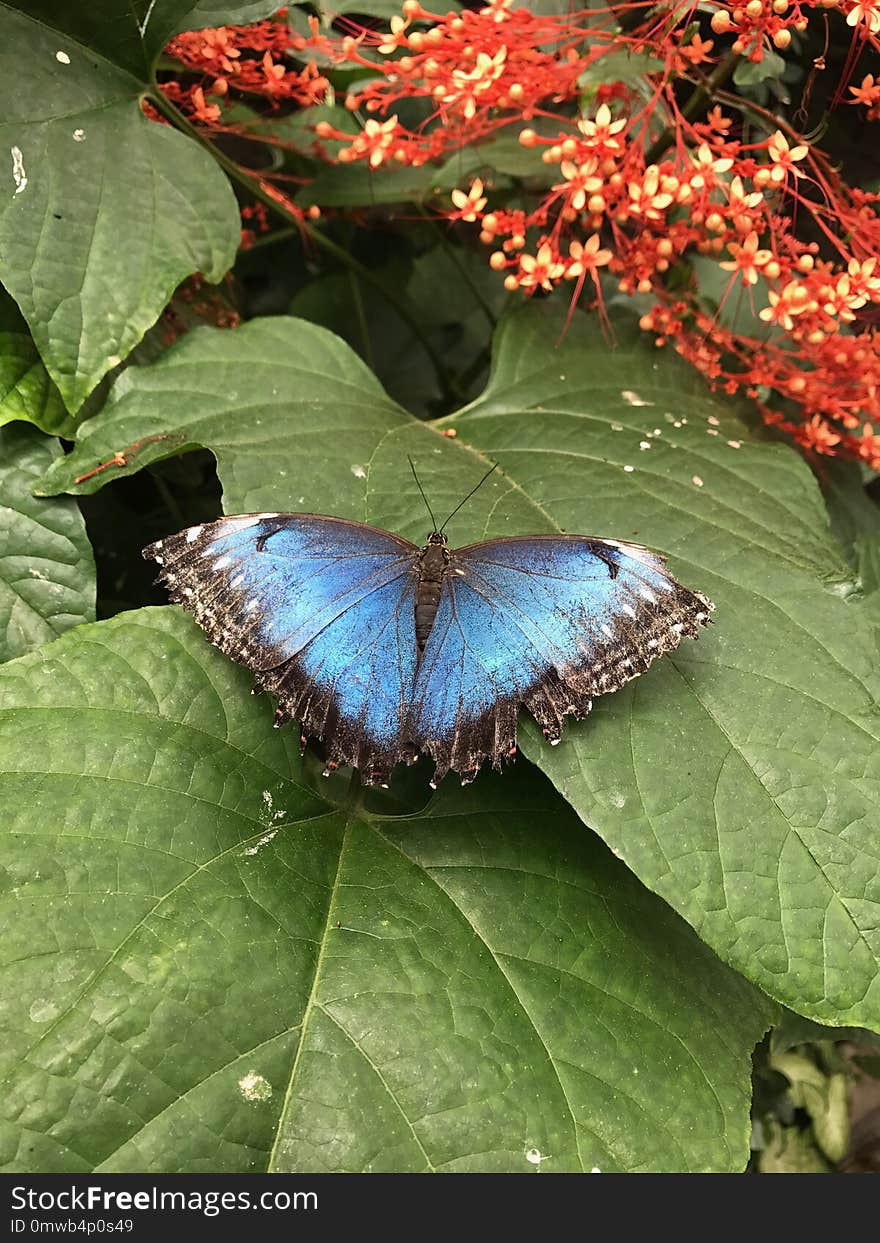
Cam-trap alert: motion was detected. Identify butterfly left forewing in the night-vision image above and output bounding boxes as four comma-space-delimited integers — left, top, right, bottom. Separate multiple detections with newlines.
410, 534, 713, 785
144, 513, 421, 783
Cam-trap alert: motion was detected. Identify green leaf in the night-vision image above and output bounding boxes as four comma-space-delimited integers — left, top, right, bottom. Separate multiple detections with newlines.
818, 460, 880, 568
37, 317, 412, 507
319, 0, 457, 18
770, 1009, 880, 1054
757, 1120, 831, 1173
0, 607, 774, 1172
38, 304, 880, 1029
450, 306, 880, 1030
734, 49, 787, 88
0, 2, 240, 413
768, 1052, 849, 1163
302, 126, 559, 208
177, 3, 285, 35
0, 423, 95, 662
0, 290, 73, 437
857, 532, 880, 604
302, 161, 442, 209
579, 48, 666, 92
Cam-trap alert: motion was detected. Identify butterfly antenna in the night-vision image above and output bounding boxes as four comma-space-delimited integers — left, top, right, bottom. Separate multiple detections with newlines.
408, 456, 439, 532
440, 463, 498, 534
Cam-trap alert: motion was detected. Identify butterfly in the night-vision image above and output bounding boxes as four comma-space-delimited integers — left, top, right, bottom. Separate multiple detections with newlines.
143, 474, 713, 787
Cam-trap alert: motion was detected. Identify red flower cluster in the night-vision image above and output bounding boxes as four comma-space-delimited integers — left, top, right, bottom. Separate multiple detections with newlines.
157, 3, 880, 470
165, 19, 329, 112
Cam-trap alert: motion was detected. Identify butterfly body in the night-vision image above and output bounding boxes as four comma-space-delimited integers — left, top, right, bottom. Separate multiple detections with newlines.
144, 510, 713, 787
415, 533, 450, 650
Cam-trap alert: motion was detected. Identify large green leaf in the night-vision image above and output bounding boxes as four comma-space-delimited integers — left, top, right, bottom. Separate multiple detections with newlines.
0, 423, 94, 662
37, 306, 880, 1029
0, 2, 241, 413
0, 291, 72, 437
0, 607, 774, 1173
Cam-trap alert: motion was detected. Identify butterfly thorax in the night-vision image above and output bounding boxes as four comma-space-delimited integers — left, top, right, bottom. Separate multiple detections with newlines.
415, 533, 450, 652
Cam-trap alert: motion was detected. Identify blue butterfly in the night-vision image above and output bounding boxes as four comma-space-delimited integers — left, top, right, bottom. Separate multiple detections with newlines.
143, 480, 713, 787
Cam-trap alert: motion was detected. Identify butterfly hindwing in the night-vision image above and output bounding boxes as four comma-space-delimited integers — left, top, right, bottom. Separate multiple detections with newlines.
143, 514, 421, 783
408, 535, 712, 784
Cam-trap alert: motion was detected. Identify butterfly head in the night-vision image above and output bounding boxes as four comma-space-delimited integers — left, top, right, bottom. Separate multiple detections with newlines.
427, 532, 448, 547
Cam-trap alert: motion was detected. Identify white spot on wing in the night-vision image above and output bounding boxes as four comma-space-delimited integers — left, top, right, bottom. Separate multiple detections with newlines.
11, 146, 27, 194
213, 556, 231, 571
622, 603, 636, 618
223, 516, 261, 532
186, 526, 203, 542
640, 588, 657, 603
600, 624, 614, 638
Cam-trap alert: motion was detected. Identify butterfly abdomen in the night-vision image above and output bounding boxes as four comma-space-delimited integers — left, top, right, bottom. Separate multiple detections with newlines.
415, 539, 450, 651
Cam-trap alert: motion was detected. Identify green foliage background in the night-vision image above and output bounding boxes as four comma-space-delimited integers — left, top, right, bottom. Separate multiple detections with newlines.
0, 0, 877, 1174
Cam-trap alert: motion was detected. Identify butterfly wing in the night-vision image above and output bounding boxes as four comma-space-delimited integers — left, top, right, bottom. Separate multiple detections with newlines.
143, 513, 421, 783
408, 534, 713, 785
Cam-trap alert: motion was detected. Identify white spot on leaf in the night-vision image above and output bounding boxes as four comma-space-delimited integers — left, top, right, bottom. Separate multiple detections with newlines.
351, 464, 367, 479
621, 390, 654, 407
29, 998, 61, 1024
239, 1071, 272, 1102
72, 129, 86, 143
55, 50, 70, 64
11, 146, 27, 194
242, 830, 278, 857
